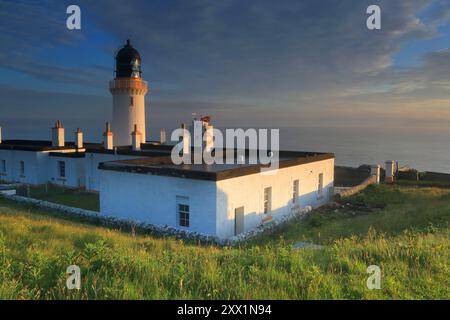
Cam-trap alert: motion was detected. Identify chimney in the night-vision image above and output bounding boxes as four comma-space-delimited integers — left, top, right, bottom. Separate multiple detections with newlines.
181, 123, 190, 155
160, 128, 166, 144
52, 120, 65, 147
204, 123, 214, 152
103, 122, 114, 150
75, 128, 83, 149
131, 124, 141, 151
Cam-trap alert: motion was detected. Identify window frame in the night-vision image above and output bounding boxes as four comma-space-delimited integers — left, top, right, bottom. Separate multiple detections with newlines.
19, 161, 25, 176
58, 160, 66, 178
176, 196, 190, 228
318, 173, 324, 198
263, 186, 272, 214
292, 179, 299, 204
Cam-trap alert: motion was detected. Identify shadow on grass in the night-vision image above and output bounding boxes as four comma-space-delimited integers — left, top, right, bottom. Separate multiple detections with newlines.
15, 184, 99, 211
0, 195, 220, 248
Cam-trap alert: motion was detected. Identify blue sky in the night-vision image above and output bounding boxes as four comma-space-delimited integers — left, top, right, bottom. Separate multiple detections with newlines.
0, 0, 449, 141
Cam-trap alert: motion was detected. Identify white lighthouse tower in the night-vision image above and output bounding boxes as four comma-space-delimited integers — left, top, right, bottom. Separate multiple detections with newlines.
109, 40, 148, 146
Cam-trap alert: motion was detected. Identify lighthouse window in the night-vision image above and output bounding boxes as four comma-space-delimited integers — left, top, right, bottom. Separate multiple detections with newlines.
58, 161, 66, 178
130, 96, 134, 106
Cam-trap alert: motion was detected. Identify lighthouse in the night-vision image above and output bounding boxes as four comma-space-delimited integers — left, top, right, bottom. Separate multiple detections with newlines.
109, 40, 148, 146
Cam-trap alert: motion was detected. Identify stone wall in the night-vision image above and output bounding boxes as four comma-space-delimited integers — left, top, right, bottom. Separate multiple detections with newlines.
334, 175, 377, 199
421, 171, 450, 183
0, 192, 312, 246
335, 165, 371, 187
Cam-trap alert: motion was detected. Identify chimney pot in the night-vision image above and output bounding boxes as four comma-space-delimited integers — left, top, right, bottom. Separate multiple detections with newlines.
52, 120, 65, 147
103, 122, 113, 150
75, 128, 83, 149
160, 128, 166, 144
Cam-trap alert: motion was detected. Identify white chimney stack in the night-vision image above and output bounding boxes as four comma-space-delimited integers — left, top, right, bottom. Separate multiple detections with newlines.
75, 128, 83, 149
181, 123, 190, 155
103, 122, 114, 150
385, 160, 395, 184
371, 164, 381, 184
131, 124, 141, 151
52, 120, 65, 147
204, 123, 214, 152
160, 128, 166, 144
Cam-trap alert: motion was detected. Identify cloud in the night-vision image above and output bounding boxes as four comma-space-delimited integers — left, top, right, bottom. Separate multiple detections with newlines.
0, 0, 449, 131
78, 0, 447, 97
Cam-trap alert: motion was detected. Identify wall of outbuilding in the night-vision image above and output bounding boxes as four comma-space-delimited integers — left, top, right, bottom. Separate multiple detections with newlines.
85, 153, 146, 191
99, 158, 334, 240
99, 170, 217, 235
48, 156, 86, 188
0, 149, 48, 185
215, 158, 334, 239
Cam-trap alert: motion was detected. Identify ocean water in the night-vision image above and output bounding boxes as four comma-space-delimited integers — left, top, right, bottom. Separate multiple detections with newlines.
278, 126, 450, 174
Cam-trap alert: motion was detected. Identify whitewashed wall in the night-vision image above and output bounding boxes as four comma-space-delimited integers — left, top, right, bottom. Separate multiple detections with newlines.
48, 157, 85, 188
0, 149, 49, 184
85, 153, 145, 191
0, 150, 146, 190
112, 92, 146, 146
99, 158, 334, 240
99, 170, 217, 235
215, 158, 334, 239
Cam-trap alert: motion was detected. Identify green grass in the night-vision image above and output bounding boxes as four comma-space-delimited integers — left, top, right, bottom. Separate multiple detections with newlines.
15, 184, 99, 211
252, 184, 450, 245
0, 185, 448, 299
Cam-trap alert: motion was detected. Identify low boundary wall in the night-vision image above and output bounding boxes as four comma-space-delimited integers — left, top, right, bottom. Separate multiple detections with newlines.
334, 175, 377, 199
0, 192, 313, 245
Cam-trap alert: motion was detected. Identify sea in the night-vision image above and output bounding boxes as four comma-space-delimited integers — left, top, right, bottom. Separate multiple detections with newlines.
3, 121, 450, 174
277, 126, 450, 173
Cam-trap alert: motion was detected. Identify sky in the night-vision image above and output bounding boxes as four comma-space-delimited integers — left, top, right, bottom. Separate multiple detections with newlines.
0, 0, 449, 142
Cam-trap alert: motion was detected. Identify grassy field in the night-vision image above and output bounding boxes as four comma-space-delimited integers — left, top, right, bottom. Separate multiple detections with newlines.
0, 184, 448, 299
15, 184, 99, 211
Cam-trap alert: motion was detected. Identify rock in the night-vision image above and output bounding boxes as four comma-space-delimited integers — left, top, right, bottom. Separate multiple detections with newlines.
292, 242, 323, 249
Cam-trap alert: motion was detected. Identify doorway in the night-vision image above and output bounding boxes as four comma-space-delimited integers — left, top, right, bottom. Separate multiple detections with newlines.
234, 206, 244, 236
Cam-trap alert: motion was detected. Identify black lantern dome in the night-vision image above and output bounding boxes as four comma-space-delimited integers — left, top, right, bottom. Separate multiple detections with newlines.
115, 40, 142, 79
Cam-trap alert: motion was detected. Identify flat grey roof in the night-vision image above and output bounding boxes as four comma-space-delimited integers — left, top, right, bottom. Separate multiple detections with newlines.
98, 150, 335, 181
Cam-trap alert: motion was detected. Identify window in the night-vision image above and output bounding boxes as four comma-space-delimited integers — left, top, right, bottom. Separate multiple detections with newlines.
264, 187, 272, 214
292, 179, 299, 204
177, 196, 190, 227
1, 160, 5, 174
19, 161, 25, 176
318, 173, 324, 198
58, 161, 66, 178
130, 96, 134, 106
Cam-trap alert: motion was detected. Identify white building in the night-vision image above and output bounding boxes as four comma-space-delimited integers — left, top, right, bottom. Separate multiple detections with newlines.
0, 40, 335, 240
99, 153, 334, 239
